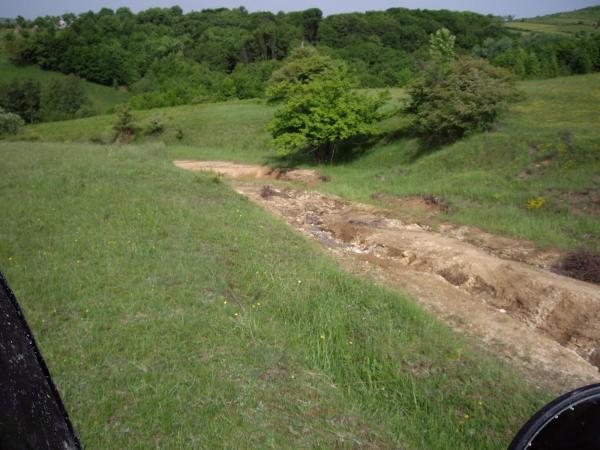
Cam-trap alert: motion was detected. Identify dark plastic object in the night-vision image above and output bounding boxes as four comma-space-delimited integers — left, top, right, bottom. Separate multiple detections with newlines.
509, 383, 600, 450
0, 271, 81, 450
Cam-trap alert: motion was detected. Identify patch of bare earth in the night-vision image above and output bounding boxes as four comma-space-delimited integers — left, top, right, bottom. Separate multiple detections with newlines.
555, 189, 600, 217
173, 160, 328, 186
175, 161, 600, 391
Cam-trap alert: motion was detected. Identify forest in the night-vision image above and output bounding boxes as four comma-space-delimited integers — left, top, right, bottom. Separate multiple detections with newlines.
2, 6, 600, 115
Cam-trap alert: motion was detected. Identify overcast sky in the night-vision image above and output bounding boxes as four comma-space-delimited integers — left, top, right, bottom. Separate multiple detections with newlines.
2, 0, 599, 19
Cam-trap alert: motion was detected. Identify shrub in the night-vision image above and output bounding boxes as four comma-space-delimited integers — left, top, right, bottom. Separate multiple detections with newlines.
0, 107, 25, 136
145, 117, 164, 136
113, 104, 136, 142
0, 78, 41, 123
406, 56, 518, 144
40, 75, 89, 122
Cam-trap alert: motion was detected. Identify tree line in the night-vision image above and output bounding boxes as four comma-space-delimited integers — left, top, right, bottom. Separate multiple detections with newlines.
2, 6, 600, 115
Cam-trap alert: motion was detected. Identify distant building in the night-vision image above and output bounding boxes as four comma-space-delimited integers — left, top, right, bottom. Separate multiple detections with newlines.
56, 19, 67, 29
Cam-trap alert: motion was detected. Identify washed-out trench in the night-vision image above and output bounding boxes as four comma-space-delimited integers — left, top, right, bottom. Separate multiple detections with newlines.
175, 160, 600, 390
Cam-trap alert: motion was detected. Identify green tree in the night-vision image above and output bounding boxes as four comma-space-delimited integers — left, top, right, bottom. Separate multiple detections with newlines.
40, 75, 88, 121
300, 8, 322, 44
406, 56, 518, 144
267, 53, 386, 162
266, 46, 340, 101
429, 28, 456, 65
0, 79, 41, 123
113, 104, 136, 142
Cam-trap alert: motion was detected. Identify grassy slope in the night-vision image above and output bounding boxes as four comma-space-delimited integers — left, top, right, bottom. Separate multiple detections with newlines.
16, 73, 600, 251
0, 141, 545, 449
317, 74, 600, 251
506, 6, 600, 35
14, 99, 274, 161
0, 55, 129, 115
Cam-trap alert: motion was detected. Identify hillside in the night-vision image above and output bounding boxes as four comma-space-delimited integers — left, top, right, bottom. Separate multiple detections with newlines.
3, 6, 599, 110
0, 55, 129, 115
15, 73, 600, 252
506, 5, 600, 35
0, 139, 549, 448
2, 11, 600, 448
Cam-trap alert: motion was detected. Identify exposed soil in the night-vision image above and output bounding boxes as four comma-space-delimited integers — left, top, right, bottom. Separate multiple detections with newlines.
555, 250, 600, 284
173, 160, 328, 186
175, 161, 600, 390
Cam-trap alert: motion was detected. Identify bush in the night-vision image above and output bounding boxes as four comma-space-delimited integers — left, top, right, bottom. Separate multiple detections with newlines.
145, 117, 165, 136
406, 56, 518, 144
0, 78, 41, 123
0, 107, 25, 136
40, 75, 89, 122
113, 104, 136, 143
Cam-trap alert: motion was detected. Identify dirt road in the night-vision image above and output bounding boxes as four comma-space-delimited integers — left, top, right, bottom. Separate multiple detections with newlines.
175, 160, 600, 390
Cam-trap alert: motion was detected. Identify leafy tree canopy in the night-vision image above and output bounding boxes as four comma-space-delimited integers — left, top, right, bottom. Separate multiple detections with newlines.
268, 49, 387, 162
406, 55, 518, 144
266, 46, 341, 101
4, 6, 599, 114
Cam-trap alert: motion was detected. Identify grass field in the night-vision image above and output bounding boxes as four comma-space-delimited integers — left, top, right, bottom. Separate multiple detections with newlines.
506, 6, 600, 36
0, 141, 547, 448
15, 73, 600, 252
316, 74, 600, 251
13, 99, 274, 159
0, 55, 129, 115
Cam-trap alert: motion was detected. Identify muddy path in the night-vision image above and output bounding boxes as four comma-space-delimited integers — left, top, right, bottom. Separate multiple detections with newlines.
175, 161, 600, 390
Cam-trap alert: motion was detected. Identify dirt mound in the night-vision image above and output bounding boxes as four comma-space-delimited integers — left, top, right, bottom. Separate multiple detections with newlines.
233, 183, 600, 389
173, 160, 328, 185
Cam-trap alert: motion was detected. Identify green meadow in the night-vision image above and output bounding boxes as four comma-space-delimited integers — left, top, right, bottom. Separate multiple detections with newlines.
0, 141, 546, 448
506, 6, 600, 36
1, 6, 599, 449
16, 73, 600, 251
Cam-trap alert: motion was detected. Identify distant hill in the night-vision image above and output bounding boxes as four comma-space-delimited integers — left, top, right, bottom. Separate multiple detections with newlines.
0, 55, 129, 116
506, 5, 600, 35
